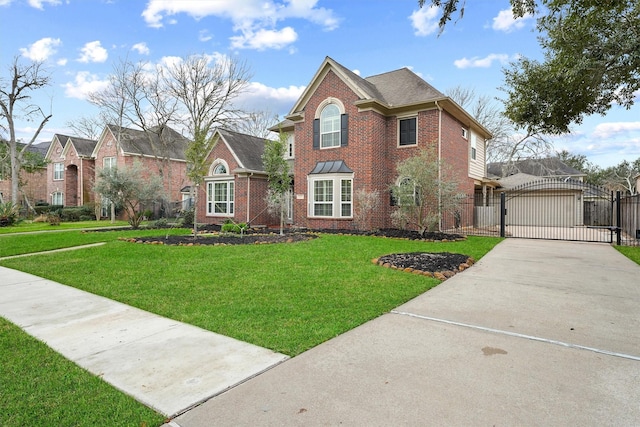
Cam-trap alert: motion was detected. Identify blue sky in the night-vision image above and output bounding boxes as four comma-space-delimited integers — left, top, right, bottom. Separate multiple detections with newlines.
1, 0, 638, 168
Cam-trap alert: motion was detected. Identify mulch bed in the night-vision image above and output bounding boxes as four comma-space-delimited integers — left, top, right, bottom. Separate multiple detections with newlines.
119, 227, 473, 280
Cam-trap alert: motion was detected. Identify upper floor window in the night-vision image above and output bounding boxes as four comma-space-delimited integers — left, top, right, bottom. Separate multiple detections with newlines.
286, 134, 295, 159
103, 157, 116, 170
462, 128, 468, 139
470, 133, 477, 161
320, 104, 341, 148
213, 163, 227, 174
313, 98, 348, 150
399, 117, 417, 146
53, 162, 64, 180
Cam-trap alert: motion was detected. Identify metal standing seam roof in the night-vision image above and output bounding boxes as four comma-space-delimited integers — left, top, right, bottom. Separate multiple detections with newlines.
309, 160, 354, 174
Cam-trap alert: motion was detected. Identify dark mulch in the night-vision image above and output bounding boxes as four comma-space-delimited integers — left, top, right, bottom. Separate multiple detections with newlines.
121, 227, 471, 276
377, 252, 472, 273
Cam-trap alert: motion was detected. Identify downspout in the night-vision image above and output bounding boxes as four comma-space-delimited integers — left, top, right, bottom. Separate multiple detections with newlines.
246, 173, 253, 224
435, 100, 443, 231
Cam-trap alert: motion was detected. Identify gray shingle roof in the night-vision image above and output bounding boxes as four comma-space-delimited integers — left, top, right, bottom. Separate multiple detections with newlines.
364, 68, 445, 106
67, 136, 97, 157
107, 125, 189, 160
310, 160, 353, 174
218, 128, 268, 172
488, 158, 586, 179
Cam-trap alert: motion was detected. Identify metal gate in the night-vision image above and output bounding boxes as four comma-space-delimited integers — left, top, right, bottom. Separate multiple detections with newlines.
499, 179, 619, 244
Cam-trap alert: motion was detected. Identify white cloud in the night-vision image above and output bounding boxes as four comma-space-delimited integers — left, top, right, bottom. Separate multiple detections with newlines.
28, 0, 61, 9
236, 81, 305, 114
454, 53, 510, 69
57, 58, 67, 66
141, 0, 338, 50
78, 41, 108, 63
63, 71, 109, 99
132, 42, 150, 55
409, 5, 439, 36
592, 122, 640, 139
492, 8, 533, 33
230, 27, 297, 50
199, 30, 213, 42
20, 37, 61, 61
0, 0, 13, 6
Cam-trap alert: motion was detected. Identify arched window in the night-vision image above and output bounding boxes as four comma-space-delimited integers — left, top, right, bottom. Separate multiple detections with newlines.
320, 104, 341, 148
313, 98, 348, 150
213, 163, 227, 174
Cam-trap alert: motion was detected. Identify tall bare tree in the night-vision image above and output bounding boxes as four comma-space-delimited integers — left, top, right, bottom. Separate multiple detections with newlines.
0, 57, 52, 204
446, 86, 552, 165
65, 115, 103, 140
90, 58, 182, 216
163, 54, 252, 234
229, 109, 279, 139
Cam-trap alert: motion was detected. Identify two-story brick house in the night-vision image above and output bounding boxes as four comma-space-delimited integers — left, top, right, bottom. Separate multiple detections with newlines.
45, 134, 97, 207
273, 57, 492, 231
91, 124, 191, 217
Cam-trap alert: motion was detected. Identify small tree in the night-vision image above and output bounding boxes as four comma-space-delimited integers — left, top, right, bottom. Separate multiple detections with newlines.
353, 189, 380, 231
93, 161, 164, 228
390, 147, 463, 233
262, 132, 291, 235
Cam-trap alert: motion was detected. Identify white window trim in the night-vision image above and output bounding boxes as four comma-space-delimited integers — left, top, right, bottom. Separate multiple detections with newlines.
307, 173, 353, 219
53, 162, 64, 181
52, 191, 64, 205
462, 127, 468, 139
209, 158, 230, 176
320, 104, 341, 149
205, 178, 235, 217
103, 157, 116, 170
397, 115, 418, 147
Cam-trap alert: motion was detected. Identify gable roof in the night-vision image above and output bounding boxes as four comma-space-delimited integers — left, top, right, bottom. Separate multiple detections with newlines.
93, 125, 189, 161
67, 136, 97, 157
488, 158, 586, 179
45, 134, 72, 159
286, 56, 491, 139
216, 128, 268, 173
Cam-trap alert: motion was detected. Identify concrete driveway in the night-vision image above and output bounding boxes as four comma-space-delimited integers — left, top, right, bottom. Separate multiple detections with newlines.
169, 239, 640, 426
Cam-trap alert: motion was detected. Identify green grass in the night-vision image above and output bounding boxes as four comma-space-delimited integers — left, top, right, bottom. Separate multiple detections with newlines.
0, 227, 189, 257
615, 245, 640, 265
1, 232, 499, 355
0, 317, 166, 427
0, 230, 501, 426
0, 219, 132, 234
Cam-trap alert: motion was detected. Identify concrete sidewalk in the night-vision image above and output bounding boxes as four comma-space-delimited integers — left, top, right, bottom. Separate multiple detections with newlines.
0, 268, 288, 417
169, 239, 640, 426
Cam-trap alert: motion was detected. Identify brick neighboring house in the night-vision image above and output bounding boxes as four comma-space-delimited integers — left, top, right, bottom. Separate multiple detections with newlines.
0, 141, 49, 206
195, 128, 273, 226
45, 134, 97, 207
92, 124, 191, 218
274, 56, 493, 231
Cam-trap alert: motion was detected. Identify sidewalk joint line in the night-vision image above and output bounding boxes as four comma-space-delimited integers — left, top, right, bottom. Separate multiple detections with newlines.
391, 310, 640, 362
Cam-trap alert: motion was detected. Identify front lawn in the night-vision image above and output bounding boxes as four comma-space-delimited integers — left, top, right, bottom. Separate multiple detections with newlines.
616, 245, 640, 265
0, 230, 501, 426
0, 219, 132, 234
1, 232, 500, 355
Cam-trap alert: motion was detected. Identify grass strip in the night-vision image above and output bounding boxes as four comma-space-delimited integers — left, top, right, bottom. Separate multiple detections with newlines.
615, 245, 640, 265
0, 316, 165, 427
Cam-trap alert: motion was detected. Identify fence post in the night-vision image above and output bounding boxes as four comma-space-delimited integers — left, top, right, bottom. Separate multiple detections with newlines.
616, 191, 621, 246
500, 192, 506, 238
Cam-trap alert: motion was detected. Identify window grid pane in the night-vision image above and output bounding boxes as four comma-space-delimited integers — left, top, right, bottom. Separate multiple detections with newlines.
320, 104, 340, 148
341, 179, 352, 217
313, 180, 333, 216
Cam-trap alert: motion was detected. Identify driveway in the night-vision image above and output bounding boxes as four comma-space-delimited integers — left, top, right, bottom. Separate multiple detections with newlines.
169, 239, 640, 426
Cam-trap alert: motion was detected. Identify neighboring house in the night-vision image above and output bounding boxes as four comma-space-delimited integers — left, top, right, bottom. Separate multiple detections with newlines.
488, 157, 587, 181
196, 128, 272, 226
0, 141, 49, 206
92, 124, 191, 218
45, 134, 97, 207
272, 56, 493, 231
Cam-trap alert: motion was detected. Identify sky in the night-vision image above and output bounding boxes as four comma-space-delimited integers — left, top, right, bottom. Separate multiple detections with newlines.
1, 0, 638, 168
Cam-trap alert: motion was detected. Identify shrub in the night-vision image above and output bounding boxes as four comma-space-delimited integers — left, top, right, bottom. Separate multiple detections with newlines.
60, 206, 95, 222
47, 213, 61, 226
221, 219, 248, 234
0, 202, 20, 227
152, 218, 168, 228
180, 208, 194, 228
